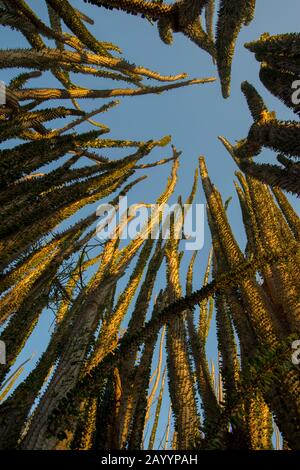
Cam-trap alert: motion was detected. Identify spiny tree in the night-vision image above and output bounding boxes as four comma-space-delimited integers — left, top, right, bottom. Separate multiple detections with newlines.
219, 81, 300, 195
215, 0, 256, 98
0, 0, 215, 258
17, 215, 297, 449
164, 179, 201, 449
81, 0, 257, 97
222, 32, 300, 194
1, 153, 299, 449
245, 33, 300, 99
22, 155, 298, 449
199, 157, 300, 449
0, 0, 213, 449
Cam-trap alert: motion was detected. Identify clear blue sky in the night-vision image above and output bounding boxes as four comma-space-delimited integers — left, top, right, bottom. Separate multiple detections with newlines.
1, 0, 299, 449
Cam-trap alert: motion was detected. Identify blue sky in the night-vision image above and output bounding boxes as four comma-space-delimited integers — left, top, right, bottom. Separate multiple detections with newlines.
1, 0, 299, 449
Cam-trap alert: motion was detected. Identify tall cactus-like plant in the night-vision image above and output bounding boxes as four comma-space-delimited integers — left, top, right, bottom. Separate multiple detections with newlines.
82, 0, 261, 97
216, 0, 256, 98
199, 157, 300, 449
